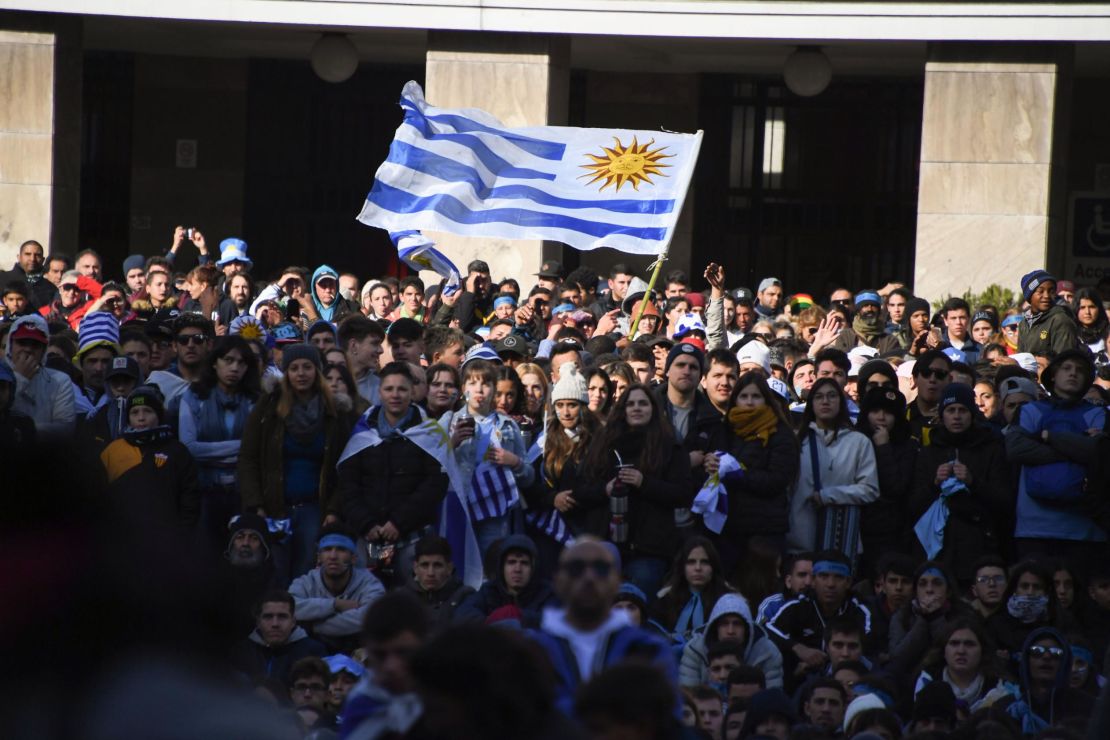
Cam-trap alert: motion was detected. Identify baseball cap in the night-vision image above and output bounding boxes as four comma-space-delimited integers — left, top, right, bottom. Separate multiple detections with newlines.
494, 334, 527, 358
10, 321, 48, 344
106, 355, 141, 381
60, 270, 81, 288
998, 376, 1040, 403
730, 287, 754, 303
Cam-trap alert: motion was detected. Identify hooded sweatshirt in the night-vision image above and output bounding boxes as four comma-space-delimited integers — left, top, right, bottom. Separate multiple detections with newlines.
453, 534, 556, 626
311, 265, 358, 323
1003, 626, 1094, 734
230, 625, 326, 685
679, 592, 785, 689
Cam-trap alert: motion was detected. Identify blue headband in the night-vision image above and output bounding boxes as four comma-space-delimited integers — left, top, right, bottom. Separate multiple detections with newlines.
493, 295, 516, 309
318, 533, 357, 553
1072, 646, 1093, 664
813, 560, 851, 578
921, 567, 946, 581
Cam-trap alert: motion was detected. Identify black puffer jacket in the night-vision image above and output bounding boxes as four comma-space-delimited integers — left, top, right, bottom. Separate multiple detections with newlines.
338, 407, 449, 538
706, 419, 798, 536
908, 424, 1012, 582
575, 430, 692, 559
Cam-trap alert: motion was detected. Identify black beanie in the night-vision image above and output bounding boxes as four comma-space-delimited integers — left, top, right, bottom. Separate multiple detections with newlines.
904, 297, 931, 321
126, 385, 166, 423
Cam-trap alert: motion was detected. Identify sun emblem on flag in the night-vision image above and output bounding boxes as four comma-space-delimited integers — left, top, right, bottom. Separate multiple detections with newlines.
580, 136, 672, 192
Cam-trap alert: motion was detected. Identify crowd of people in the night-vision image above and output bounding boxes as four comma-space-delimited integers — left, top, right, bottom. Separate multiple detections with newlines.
3, 227, 1110, 740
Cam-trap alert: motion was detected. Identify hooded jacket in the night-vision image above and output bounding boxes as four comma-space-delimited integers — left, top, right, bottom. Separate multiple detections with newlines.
289, 565, 386, 638
679, 593, 784, 688
454, 535, 557, 627
230, 625, 326, 685
406, 574, 475, 629
1000, 626, 1094, 733
309, 265, 358, 323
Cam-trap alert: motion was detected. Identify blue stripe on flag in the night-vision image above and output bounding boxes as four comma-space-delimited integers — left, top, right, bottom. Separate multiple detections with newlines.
398, 99, 566, 161
386, 141, 674, 215
368, 183, 669, 242
402, 116, 555, 182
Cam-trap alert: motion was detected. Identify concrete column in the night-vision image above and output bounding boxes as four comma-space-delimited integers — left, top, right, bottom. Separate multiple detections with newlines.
0, 17, 82, 267
423, 31, 569, 290
913, 43, 1072, 302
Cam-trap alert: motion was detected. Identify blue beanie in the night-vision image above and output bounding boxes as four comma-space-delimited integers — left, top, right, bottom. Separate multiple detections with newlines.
122, 254, 145, 275
1020, 269, 1055, 301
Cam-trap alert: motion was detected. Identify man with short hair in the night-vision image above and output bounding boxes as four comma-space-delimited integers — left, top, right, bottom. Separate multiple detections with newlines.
689, 684, 724, 739
122, 254, 146, 295
588, 263, 633, 319
800, 677, 846, 734
727, 665, 766, 704
968, 555, 1008, 621
700, 349, 739, 416
423, 326, 466, 368
2, 281, 31, 319
388, 276, 427, 323
530, 538, 676, 716
405, 534, 475, 628
756, 552, 814, 625
338, 591, 430, 740
230, 590, 326, 685
386, 317, 425, 364
338, 314, 385, 406
338, 361, 449, 582
1, 239, 56, 310
455, 534, 555, 626
44, 253, 69, 287
823, 618, 868, 671
146, 313, 213, 417
452, 260, 493, 332
755, 277, 783, 319
289, 526, 386, 650
220, 272, 253, 325
862, 552, 915, 662
765, 551, 872, 690
74, 249, 102, 280
940, 297, 980, 363
78, 355, 140, 451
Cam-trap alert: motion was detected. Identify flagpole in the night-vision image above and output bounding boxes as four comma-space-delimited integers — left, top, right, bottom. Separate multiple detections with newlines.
628, 130, 703, 339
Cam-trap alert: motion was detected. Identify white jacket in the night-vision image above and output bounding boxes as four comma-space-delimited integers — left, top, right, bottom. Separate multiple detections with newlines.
12, 365, 75, 441
786, 423, 879, 552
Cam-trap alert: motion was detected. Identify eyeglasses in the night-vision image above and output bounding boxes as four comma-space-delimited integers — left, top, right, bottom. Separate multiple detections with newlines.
1029, 645, 1065, 659
917, 367, 949, 381
175, 333, 209, 345
975, 575, 1005, 586
292, 682, 327, 693
561, 559, 613, 579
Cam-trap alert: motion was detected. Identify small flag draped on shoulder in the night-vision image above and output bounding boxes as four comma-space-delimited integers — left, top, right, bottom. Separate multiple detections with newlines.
358, 81, 702, 256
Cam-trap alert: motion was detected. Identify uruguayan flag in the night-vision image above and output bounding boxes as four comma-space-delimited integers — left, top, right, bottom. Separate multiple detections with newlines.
358, 81, 703, 255
337, 408, 483, 588
390, 230, 461, 297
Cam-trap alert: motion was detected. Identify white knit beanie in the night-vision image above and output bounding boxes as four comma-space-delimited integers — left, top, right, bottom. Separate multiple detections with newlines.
550, 362, 588, 404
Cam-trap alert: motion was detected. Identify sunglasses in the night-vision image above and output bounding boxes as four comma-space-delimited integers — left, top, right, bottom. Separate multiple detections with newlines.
175, 333, 209, 345
753, 332, 773, 341
975, 575, 1005, 586
61, 285, 80, 292
1029, 645, 1065, 659
917, 367, 949, 381
561, 559, 613, 579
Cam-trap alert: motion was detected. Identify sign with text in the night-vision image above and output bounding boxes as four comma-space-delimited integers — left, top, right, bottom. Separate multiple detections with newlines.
1065, 192, 1110, 285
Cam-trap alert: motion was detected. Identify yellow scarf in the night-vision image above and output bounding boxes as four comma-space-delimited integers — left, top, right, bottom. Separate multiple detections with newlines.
727, 405, 779, 446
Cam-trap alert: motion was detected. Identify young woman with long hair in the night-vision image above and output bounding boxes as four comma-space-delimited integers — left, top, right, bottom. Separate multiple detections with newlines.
786, 377, 879, 561
238, 343, 358, 582
703, 371, 798, 576
424, 362, 461, 419
653, 536, 733, 643
578, 383, 692, 597
179, 335, 261, 552
914, 617, 1008, 713
515, 361, 549, 430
